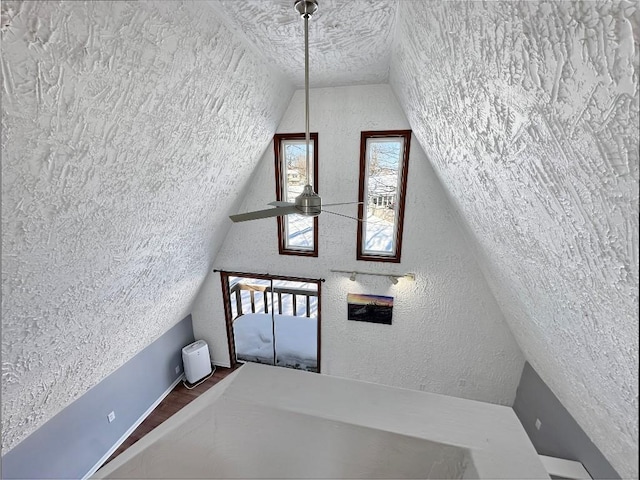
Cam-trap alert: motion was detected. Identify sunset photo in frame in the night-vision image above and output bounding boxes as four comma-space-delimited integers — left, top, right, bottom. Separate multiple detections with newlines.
347, 294, 394, 325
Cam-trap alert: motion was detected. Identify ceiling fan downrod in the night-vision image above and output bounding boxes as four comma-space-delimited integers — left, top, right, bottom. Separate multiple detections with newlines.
229, 1, 358, 223
294, 0, 321, 217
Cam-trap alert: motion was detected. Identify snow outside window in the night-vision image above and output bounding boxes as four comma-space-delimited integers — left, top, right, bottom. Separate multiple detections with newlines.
357, 131, 411, 263
222, 272, 320, 373
274, 133, 319, 257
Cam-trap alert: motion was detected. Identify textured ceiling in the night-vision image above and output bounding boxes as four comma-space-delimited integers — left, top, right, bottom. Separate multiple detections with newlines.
1, 0, 638, 478
210, 0, 397, 88
1, 0, 292, 455
390, 1, 638, 477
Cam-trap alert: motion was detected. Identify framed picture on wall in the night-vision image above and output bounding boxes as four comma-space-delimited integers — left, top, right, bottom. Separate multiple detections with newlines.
347, 294, 393, 325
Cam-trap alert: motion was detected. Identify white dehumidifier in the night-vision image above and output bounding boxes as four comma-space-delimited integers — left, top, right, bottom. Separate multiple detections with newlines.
182, 340, 213, 385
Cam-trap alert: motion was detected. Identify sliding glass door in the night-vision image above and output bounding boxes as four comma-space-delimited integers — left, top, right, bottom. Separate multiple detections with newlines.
221, 272, 320, 373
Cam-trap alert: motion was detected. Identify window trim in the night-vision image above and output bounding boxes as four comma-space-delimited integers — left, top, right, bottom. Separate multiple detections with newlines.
219, 270, 322, 372
356, 130, 411, 263
274, 132, 319, 257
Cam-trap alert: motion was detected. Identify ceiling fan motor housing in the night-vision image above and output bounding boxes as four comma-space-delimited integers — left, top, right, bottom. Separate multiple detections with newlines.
295, 184, 322, 217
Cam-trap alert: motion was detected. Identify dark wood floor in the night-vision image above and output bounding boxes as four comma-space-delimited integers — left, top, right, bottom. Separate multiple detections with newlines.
102, 364, 240, 468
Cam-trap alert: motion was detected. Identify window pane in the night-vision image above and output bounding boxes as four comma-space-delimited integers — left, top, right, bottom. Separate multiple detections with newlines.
282, 140, 314, 250
357, 131, 411, 262
363, 138, 403, 255
274, 133, 318, 257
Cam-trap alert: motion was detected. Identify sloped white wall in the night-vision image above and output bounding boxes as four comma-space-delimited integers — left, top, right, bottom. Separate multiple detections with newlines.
192, 84, 525, 405
1, 0, 292, 455
389, 1, 638, 477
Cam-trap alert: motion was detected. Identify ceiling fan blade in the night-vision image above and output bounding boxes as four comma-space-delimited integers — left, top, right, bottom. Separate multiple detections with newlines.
321, 209, 364, 222
322, 209, 393, 226
268, 201, 295, 207
322, 201, 363, 207
230, 205, 299, 223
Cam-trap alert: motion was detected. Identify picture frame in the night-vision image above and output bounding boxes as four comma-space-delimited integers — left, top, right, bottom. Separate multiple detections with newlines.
347, 294, 393, 325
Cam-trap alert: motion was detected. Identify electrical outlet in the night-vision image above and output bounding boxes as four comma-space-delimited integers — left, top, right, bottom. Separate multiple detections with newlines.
535, 418, 541, 430
107, 411, 116, 423
175, 365, 181, 374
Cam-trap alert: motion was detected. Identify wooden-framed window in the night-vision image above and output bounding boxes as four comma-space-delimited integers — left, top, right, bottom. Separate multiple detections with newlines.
356, 130, 411, 263
274, 133, 319, 257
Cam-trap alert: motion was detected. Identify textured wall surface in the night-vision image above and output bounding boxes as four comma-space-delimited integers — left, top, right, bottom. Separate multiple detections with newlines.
192, 84, 525, 406
390, 1, 638, 477
2, 315, 194, 480
1, 0, 292, 455
3, 1, 636, 477
211, 0, 397, 88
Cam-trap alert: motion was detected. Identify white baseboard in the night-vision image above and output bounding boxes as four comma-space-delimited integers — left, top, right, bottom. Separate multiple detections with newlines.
83, 374, 185, 480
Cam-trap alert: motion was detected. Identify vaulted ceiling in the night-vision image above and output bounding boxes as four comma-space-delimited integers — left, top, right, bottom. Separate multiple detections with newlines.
210, 0, 397, 87
1, 0, 637, 478
208, 3, 639, 475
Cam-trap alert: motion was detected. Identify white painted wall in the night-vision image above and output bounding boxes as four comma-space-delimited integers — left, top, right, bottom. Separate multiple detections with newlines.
96, 364, 550, 480
389, 1, 638, 477
1, 0, 292, 455
192, 84, 525, 406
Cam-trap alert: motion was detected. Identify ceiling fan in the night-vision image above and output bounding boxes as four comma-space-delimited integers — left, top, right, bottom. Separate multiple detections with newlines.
229, 0, 358, 223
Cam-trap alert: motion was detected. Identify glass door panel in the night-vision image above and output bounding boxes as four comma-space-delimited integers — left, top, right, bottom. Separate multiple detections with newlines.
227, 275, 319, 373
271, 279, 318, 372
229, 276, 275, 367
